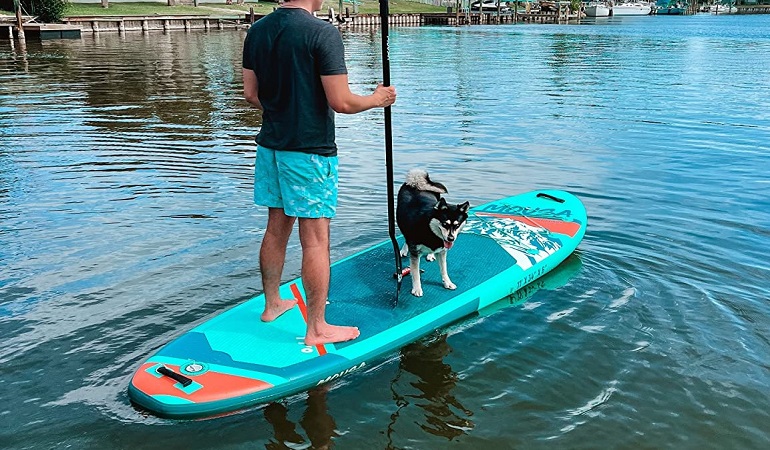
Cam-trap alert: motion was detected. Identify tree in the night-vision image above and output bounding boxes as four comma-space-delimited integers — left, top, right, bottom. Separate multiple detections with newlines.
4, 0, 69, 23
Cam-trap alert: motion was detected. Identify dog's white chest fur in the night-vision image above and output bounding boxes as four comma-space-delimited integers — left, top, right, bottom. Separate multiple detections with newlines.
416, 244, 445, 259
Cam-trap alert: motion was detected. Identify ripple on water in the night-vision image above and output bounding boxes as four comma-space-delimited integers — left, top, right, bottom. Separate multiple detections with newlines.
1, 15, 770, 449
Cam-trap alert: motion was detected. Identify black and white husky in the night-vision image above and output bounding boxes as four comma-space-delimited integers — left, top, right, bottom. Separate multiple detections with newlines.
396, 169, 470, 297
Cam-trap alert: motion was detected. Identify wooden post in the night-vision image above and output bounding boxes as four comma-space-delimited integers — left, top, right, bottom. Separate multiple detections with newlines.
14, 0, 25, 41
515, 0, 518, 23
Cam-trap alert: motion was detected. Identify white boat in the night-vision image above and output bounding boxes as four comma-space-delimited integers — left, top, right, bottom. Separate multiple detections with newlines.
710, 4, 737, 13
612, 2, 653, 15
585, 2, 611, 16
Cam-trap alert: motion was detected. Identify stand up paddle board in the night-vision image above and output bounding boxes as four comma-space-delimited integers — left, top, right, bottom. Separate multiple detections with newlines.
128, 190, 586, 418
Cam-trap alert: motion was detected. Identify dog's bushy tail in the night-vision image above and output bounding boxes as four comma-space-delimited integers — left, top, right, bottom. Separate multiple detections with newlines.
405, 169, 447, 194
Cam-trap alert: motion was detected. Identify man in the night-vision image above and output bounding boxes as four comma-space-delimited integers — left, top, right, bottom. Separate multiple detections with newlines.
242, 0, 397, 345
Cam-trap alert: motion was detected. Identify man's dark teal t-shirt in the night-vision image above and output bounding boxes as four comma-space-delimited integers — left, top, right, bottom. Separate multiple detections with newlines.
242, 8, 347, 156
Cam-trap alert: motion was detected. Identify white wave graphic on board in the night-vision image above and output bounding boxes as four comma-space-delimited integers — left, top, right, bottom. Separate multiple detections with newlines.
463, 216, 561, 270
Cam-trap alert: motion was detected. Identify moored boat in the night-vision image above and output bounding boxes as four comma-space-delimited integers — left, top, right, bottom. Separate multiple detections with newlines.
585, 1, 611, 16
654, 0, 688, 14
612, 1, 653, 15
710, 3, 737, 13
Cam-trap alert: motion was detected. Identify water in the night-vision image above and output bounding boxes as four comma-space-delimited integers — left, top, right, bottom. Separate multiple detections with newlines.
2, 13, 769, 449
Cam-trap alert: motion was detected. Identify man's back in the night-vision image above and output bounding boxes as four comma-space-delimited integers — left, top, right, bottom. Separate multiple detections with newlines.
243, 9, 347, 154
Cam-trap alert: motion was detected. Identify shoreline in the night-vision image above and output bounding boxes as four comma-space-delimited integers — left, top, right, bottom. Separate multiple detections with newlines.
4, 10, 577, 38
5, 4, 770, 39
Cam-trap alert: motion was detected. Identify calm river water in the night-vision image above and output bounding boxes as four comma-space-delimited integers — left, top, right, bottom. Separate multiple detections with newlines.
1, 12, 769, 449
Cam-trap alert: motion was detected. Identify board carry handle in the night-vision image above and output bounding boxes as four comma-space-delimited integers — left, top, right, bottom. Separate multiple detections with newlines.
536, 192, 565, 203
157, 365, 193, 387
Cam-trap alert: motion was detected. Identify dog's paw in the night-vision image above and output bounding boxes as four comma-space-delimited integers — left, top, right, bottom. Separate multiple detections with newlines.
411, 286, 423, 297
443, 280, 456, 290
426, 253, 436, 262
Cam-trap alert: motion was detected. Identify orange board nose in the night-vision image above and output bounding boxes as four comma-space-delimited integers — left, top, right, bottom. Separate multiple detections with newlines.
132, 363, 272, 403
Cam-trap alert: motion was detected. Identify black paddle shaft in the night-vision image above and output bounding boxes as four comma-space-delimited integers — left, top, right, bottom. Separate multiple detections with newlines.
378, 0, 402, 303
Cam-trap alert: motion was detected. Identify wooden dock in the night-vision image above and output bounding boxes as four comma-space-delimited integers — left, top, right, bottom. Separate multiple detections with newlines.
0, 18, 81, 40
422, 9, 571, 26
63, 15, 246, 33
736, 5, 770, 14
423, 12, 517, 25
21, 23, 81, 39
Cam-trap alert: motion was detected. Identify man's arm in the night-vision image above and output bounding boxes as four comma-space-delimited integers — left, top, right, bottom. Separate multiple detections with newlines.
321, 74, 396, 115
242, 69, 262, 110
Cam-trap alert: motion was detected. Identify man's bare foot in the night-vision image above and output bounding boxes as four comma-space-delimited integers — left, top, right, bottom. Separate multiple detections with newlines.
261, 299, 297, 322
305, 324, 360, 346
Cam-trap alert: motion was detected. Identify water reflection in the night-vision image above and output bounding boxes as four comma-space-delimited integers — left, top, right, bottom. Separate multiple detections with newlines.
263, 385, 338, 450
388, 334, 474, 444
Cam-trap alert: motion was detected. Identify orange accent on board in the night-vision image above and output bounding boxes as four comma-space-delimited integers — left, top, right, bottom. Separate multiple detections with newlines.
290, 283, 328, 356
475, 212, 581, 238
132, 363, 271, 403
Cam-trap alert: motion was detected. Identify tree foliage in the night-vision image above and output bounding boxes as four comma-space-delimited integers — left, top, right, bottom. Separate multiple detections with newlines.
0, 0, 69, 23
32, 0, 69, 22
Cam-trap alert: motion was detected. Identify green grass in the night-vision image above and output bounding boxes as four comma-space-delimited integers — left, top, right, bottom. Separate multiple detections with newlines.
64, 1, 444, 17
65, 3, 231, 17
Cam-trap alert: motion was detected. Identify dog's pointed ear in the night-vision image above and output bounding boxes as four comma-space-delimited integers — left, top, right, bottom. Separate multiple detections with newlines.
434, 198, 448, 210
458, 201, 470, 213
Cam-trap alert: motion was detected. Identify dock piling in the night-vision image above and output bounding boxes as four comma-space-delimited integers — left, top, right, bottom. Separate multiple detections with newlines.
14, 0, 25, 41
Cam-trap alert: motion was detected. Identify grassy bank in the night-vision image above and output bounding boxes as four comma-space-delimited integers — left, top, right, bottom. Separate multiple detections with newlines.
64, 1, 445, 17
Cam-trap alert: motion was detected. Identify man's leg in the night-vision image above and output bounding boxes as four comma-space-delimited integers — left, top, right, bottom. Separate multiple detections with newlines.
260, 208, 298, 322
299, 217, 359, 345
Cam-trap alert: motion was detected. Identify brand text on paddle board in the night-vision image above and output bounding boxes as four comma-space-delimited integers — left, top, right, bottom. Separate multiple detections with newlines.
317, 362, 366, 386
479, 204, 573, 220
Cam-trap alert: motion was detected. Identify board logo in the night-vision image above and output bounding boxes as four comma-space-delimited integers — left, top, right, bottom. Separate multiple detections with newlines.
316, 362, 366, 386
479, 204, 573, 221
180, 361, 209, 376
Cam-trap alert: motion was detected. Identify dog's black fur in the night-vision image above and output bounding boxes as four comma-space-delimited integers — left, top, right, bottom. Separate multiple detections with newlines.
396, 169, 470, 297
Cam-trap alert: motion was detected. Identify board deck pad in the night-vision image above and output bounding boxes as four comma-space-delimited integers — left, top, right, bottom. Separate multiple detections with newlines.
128, 190, 587, 418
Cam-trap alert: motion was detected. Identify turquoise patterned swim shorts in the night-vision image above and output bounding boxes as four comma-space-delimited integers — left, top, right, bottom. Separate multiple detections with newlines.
253, 145, 339, 219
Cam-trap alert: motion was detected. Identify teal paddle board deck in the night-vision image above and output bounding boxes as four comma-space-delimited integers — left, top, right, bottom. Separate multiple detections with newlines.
128, 190, 587, 418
